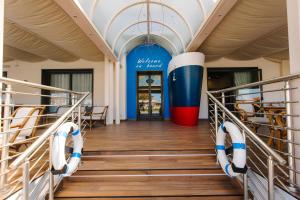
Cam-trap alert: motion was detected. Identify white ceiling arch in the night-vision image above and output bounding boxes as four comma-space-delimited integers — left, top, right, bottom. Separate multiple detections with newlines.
118, 33, 178, 59
112, 20, 185, 53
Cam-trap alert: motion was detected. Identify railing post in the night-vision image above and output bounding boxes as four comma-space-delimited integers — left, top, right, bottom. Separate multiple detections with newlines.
23, 159, 30, 200
242, 130, 248, 200
48, 135, 54, 200
71, 94, 76, 123
77, 103, 81, 130
268, 156, 275, 200
0, 84, 12, 189
214, 103, 218, 135
214, 102, 219, 164
221, 92, 225, 121
284, 80, 296, 188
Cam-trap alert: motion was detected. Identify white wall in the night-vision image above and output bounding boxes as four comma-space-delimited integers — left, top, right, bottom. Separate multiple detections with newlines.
3, 59, 105, 106
200, 57, 283, 119
4, 57, 285, 120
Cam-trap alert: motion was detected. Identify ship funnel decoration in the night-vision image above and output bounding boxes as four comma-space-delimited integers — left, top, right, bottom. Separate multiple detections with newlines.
168, 52, 205, 126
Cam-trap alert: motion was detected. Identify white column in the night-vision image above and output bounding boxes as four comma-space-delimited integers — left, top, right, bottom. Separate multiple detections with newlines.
106, 60, 114, 125
114, 61, 120, 124
104, 57, 110, 125
0, 0, 4, 74
287, 0, 300, 186
120, 55, 127, 120
0, 0, 4, 136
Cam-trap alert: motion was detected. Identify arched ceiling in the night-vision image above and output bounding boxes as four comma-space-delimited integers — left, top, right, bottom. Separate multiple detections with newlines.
75, 0, 220, 58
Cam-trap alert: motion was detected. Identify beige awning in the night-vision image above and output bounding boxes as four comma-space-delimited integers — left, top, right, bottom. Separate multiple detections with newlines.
4, 0, 104, 62
199, 0, 289, 62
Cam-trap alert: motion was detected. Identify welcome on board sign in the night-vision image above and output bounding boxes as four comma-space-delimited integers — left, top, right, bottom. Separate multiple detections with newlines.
136, 58, 163, 69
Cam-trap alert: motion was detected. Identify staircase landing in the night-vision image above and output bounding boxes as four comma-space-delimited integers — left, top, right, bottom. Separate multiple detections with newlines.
55, 121, 243, 199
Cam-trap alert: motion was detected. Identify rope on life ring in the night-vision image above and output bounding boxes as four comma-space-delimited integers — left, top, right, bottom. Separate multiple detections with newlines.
51, 122, 83, 176
216, 121, 247, 177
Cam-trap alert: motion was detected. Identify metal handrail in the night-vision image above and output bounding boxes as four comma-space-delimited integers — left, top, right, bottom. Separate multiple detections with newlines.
0, 77, 84, 94
9, 92, 89, 169
206, 91, 286, 165
210, 73, 300, 94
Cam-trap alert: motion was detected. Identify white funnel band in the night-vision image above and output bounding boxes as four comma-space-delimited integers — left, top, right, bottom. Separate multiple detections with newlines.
168, 52, 205, 75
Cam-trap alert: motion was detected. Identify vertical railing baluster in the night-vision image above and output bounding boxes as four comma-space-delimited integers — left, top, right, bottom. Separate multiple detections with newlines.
284, 80, 296, 188
23, 159, 30, 200
71, 94, 76, 123
78, 102, 81, 131
48, 135, 54, 200
222, 92, 225, 122
242, 130, 248, 200
0, 84, 12, 189
214, 103, 218, 135
268, 156, 274, 200
214, 103, 219, 164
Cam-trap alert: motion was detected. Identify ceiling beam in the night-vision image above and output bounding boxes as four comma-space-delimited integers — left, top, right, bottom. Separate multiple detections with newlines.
54, 0, 117, 61
186, 0, 238, 52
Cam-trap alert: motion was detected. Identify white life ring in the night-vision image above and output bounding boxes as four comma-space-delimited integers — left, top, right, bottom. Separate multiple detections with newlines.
216, 121, 247, 177
51, 122, 83, 176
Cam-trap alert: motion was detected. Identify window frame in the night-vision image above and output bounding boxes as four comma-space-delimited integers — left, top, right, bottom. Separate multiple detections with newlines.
41, 69, 94, 111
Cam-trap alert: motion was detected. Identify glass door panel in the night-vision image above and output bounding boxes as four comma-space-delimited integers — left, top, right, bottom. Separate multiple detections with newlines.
150, 92, 162, 115
137, 71, 163, 120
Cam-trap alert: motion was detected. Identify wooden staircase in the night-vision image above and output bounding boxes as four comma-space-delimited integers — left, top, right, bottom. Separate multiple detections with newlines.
54, 150, 243, 199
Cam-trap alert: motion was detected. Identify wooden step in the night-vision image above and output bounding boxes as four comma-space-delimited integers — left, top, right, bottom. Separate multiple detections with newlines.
73, 169, 224, 176
79, 153, 219, 171
55, 170, 242, 198
55, 196, 243, 200
83, 149, 216, 156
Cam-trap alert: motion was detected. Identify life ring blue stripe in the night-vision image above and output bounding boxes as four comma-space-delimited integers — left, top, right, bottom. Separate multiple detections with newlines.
232, 143, 246, 149
216, 145, 225, 150
71, 153, 81, 158
225, 163, 230, 176
72, 129, 80, 136
58, 131, 68, 138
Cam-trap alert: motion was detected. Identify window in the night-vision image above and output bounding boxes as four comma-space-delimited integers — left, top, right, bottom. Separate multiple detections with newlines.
42, 69, 93, 112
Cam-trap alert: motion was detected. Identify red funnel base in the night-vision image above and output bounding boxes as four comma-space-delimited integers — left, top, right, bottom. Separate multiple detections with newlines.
170, 107, 200, 126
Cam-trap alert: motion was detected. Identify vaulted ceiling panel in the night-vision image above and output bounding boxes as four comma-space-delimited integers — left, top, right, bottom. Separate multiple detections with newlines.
4, 0, 104, 62
4, 21, 78, 62
4, 45, 46, 62
198, 0, 288, 61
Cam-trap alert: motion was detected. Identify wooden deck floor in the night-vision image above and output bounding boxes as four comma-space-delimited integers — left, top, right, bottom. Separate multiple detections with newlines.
84, 120, 215, 152
55, 120, 243, 199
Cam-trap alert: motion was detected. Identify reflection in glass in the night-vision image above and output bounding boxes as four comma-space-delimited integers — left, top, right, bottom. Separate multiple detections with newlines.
151, 93, 162, 114
138, 93, 150, 114
138, 75, 149, 87
150, 75, 161, 86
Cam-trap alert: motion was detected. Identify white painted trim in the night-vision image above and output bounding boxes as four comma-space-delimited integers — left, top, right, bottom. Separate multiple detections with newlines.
103, 1, 193, 40
117, 33, 178, 60
89, 0, 99, 18
112, 20, 185, 53
197, 0, 207, 18
168, 52, 205, 75
187, 0, 237, 51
